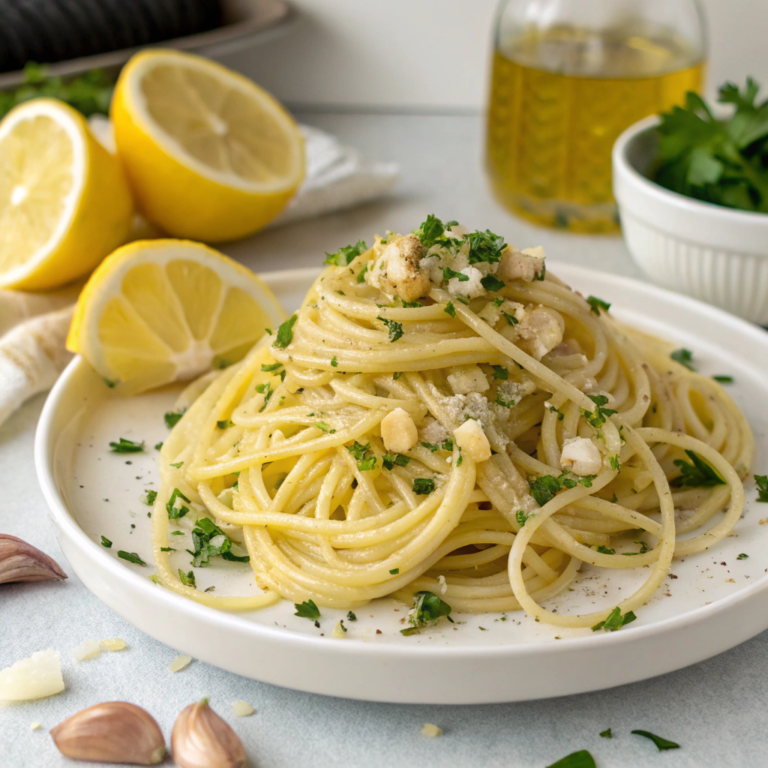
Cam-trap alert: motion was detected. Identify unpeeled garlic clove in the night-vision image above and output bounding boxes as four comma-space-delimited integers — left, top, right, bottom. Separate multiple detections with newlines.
50, 701, 165, 765
172, 698, 246, 768
0, 534, 67, 584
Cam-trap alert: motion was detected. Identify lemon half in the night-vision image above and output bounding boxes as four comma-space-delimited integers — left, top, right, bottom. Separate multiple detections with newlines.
0, 99, 133, 290
68, 240, 286, 394
111, 49, 305, 242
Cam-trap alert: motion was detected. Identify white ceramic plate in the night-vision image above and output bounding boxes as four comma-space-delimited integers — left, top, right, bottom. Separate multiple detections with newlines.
35, 264, 768, 705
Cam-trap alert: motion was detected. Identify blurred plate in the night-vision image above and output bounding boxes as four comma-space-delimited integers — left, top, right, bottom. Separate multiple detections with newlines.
0, 0, 294, 88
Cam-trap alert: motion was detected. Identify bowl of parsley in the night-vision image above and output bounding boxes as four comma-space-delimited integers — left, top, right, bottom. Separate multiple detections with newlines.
613, 79, 768, 325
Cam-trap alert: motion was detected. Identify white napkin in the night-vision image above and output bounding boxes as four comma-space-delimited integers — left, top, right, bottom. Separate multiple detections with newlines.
0, 120, 398, 428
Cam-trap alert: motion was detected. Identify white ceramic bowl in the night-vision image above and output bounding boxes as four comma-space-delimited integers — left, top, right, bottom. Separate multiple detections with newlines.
613, 115, 768, 325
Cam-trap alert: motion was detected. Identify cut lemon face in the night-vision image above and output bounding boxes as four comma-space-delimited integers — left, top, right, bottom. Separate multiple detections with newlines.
111, 49, 304, 242
0, 99, 133, 290
68, 240, 286, 395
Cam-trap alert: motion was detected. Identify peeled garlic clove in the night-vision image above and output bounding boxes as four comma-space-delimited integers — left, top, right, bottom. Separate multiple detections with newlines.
172, 698, 246, 768
50, 702, 165, 765
0, 534, 67, 584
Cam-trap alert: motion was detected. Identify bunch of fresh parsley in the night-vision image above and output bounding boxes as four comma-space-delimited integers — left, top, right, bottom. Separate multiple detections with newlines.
653, 78, 768, 212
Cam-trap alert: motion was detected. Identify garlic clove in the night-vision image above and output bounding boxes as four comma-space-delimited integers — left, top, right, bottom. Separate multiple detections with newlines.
50, 701, 165, 765
172, 698, 246, 768
0, 534, 67, 584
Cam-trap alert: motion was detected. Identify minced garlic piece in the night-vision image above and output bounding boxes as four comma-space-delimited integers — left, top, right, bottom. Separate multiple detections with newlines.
231, 700, 255, 717
100, 638, 127, 652
168, 654, 192, 673
331, 620, 347, 639
421, 723, 442, 738
30, 722, 41, 731
70, 641, 101, 662
381, 407, 418, 453
454, 419, 491, 462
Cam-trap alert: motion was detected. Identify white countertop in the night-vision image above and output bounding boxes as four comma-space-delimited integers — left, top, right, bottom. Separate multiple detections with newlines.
2, 113, 763, 768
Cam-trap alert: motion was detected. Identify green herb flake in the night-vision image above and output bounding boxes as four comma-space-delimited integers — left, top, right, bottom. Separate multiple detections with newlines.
347, 611, 357, 621
515, 510, 533, 527
586, 296, 611, 315
316, 421, 335, 433
160, 547, 175, 552
755, 474, 768, 501
737, 553, 749, 559
492, 365, 508, 380
597, 545, 616, 555
467, 229, 506, 264
166, 488, 191, 520
444, 301, 456, 318
377, 316, 404, 342
117, 551, 146, 566
216, 420, 233, 430
390, 568, 400, 575
413, 477, 436, 495
501, 311, 518, 326
109, 437, 144, 453
393, 372, 403, 380
330, 356, 338, 367
631, 730, 680, 751
178, 569, 196, 588
383, 453, 410, 470
154, 442, 163, 451
582, 394, 617, 429
529, 472, 579, 506
356, 263, 369, 283
591, 606, 637, 632
401, 591, 453, 635
274, 315, 298, 349
170, 461, 184, 469
261, 362, 283, 372
164, 408, 186, 429
324, 240, 367, 266
480, 274, 505, 292
671, 348, 695, 370
100, 535, 112, 548
673, 450, 726, 487
600, 728, 612, 739
441, 266, 469, 282
713, 374, 734, 383
545, 750, 596, 768
414, 215, 460, 249
610, 455, 620, 471
142, 490, 157, 506
295, 599, 321, 627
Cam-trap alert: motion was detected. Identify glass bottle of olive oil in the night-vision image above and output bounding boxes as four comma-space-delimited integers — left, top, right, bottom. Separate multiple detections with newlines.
486, 0, 706, 233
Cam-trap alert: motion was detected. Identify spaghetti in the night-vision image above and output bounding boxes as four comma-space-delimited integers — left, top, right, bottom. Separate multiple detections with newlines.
152, 219, 753, 630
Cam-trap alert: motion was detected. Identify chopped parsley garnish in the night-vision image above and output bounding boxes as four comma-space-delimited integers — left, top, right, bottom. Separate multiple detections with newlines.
188, 517, 248, 567
673, 450, 726, 487
442, 266, 469, 282
515, 510, 533, 527
160, 547, 175, 552
170, 461, 184, 469
401, 591, 453, 635
713, 375, 734, 383
549, 405, 564, 421
330, 356, 338, 367
501, 311, 518, 326
117, 551, 146, 566
467, 229, 506, 264
390, 568, 400, 575
492, 365, 508, 380
586, 296, 611, 315
480, 274, 505, 292
495, 393, 515, 408
154, 442, 163, 451
103, 377, 116, 388
545, 751, 596, 768
421, 441, 439, 452
600, 729, 612, 739
347, 441, 377, 471
347, 611, 357, 621
671, 348, 695, 370
100, 536, 112, 548
377, 316, 404, 342
383, 453, 410, 470
255, 381, 273, 412
274, 315, 298, 349
738, 553, 749, 559
164, 408, 186, 429
178, 569, 196, 588
316, 421, 335, 433
579, 475, 594, 487
109, 437, 144, 453
356, 263, 369, 284
216, 420, 233, 430
631, 730, 680, 751
610, 455, 620, 471
215, 359, 233, 370
442, 439, 454, 451
444, 301, 456, 318
413, 477, 436, 495
142, 490, 157, 506
261, 362, 283, 373
591, 606, 636, 632
166, 488, 191, 520
624, 540, 650, 556
529, 473, 577, 506
454, 295, 470, 305
582, 394, 617, 429
755, 474, 768, 501
393, 372, 403, 380
295, 599, 321, 627
401, 299, 422, 308
324, 239, 367, 266
414, 215, 459, 249
597, 545, 616, 555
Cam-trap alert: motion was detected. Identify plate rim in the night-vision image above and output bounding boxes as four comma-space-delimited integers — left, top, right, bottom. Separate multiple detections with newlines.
33, 263, 768, 700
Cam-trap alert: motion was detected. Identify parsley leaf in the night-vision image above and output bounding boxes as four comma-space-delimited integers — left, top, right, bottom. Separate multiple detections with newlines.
295, 599, 321, 626
591, 607, 637, 632
600, 729, 612, 739
330, 356, 338, 367
261, 362, 283, 373
324, 240, 367, 266
545, 751, 596, 768
274, 315, 298, 349
117, 551, 146, 566
738, 552, 749, 559
515, 510, 533, 527
583, 394, 617, 429
529, 473, 577, 506
347, 611, 357, 621
755, 474, 768, 501
673, 450, 726, 487
480, 274, 505, 292
492, 365, 508, 380
671, 348, 695, 370
100, 536, 112, 548
413, 478, 436, 495
597, 545, 616, 555
401, 591, 452, 635
216, 419, 233, 429
357, 263, 369, 283
142, 490, 157, 506
166, 488, 191, 520
188, 517, 248, 568
383, 453, 410, 470
631, 730, 680, 751
178, 569, 196, 588
586, 296, 611, 315
444, 301, 456, 318
442, 266, 469, 282
467, 229, 506, 264
713, 374, 734, 383
501, 311, 518, 326
109, 437, 144, 453
164, 408, 186, 429
415, 215, 460, 249
377, 316, 404, 342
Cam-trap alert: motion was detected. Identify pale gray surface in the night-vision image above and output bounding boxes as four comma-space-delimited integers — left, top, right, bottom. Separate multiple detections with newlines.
1, 114, 762, 768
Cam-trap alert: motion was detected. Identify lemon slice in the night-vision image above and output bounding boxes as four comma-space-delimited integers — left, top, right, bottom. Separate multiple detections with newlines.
68, 240, 286, 394
0, 99, 133, 290
111, 49, 304, 242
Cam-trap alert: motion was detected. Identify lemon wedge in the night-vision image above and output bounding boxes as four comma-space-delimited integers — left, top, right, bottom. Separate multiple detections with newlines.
111, 49, 304, 242
0, 98, 133, 290
67, 239, 286, 394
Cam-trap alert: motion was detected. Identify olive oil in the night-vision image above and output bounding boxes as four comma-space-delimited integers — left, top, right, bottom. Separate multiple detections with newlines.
486, 28, 704, 233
